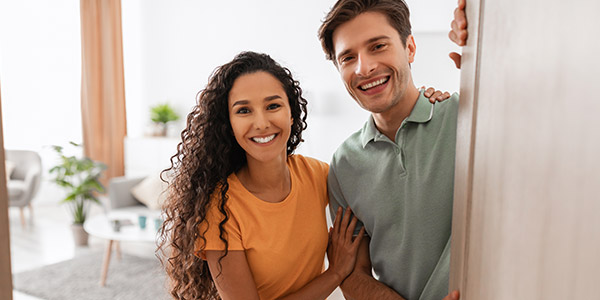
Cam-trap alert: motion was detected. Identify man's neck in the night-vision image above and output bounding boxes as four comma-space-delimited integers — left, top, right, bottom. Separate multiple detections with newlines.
372, 86, 420, 142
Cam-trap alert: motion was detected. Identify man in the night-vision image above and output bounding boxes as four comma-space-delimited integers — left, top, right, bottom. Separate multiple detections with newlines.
318, 0, 466, 299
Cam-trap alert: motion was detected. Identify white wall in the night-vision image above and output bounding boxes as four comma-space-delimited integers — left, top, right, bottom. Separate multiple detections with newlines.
122, 0, 461, 162
0, 0, 82, 203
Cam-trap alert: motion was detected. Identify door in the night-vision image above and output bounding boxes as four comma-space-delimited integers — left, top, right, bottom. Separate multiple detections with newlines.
450, 0, 600, 299
0, 82, 14, 299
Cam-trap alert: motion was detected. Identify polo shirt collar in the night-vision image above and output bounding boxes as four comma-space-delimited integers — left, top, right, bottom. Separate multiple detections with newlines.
361, 90, 435, 147
407, 90, 435, 123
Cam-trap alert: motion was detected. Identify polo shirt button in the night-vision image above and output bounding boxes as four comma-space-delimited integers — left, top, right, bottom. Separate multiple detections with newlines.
395, 148, 400, 154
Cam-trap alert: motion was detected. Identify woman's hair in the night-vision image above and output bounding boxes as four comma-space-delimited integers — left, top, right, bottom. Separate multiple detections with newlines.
318, 0, 412, 63
157, 51, 308, 299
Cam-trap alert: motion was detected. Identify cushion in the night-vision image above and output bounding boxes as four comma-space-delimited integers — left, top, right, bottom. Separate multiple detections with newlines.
5, 160, 15, 179
7, 180, 26, 198
130, 175, 169, 210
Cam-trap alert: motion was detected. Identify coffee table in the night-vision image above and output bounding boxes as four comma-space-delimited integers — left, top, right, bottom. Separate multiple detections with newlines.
84, 207, 161, 286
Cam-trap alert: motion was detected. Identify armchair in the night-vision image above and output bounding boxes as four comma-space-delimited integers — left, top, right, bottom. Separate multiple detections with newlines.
6, 150, 42, 227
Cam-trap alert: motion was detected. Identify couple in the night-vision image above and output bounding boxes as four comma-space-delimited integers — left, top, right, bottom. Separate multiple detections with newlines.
158, 0, 469, 299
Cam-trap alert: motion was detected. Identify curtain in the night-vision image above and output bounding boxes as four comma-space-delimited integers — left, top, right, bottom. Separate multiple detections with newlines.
79, 0, 127, 184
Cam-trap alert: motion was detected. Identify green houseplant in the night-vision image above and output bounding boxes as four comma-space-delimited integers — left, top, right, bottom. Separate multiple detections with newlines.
150, 103, 180, 136
49, 142, 106, 246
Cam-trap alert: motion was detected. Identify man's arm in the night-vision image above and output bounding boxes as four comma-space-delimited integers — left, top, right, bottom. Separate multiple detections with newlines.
339, 236, 406, 300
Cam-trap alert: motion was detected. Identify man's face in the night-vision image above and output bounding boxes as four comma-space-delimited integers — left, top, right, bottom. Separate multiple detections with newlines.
332, 11, 416, 114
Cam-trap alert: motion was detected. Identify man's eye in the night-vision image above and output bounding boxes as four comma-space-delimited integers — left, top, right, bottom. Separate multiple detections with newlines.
267, 103, 281, 110
340, 56, 354, 64
236, 107, 250, 114
374, 43, 386, 50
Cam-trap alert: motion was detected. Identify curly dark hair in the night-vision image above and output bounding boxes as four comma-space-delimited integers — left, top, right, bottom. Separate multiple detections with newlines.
318, 0, 412, 63
157, 51, 308, 299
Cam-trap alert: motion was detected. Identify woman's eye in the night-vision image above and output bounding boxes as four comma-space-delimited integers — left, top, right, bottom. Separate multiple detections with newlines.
267, 103, 281, 110
236, 107, 250, 114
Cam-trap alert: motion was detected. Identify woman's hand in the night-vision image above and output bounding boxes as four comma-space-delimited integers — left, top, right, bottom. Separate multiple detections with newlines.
327, 207, 365, 282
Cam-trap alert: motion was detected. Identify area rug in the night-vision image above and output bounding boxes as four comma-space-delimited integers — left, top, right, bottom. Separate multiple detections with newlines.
13, 251, 170, 300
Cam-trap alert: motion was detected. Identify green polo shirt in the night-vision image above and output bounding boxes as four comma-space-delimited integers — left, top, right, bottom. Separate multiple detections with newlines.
328, 90, 459, 300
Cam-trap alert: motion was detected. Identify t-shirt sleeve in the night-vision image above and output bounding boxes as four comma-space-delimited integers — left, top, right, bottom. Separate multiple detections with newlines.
327, 161, 365, 236
194, 200, 244, 260
318, 160, 330, 208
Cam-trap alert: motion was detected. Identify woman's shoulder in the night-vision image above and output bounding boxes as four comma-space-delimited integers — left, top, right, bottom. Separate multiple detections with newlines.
288, 154, 329, 178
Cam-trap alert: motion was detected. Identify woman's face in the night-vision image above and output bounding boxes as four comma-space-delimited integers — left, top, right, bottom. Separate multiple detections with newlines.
228, 71, 292, 164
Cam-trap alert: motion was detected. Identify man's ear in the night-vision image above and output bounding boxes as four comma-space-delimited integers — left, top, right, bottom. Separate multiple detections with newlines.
406, 35, 416, 63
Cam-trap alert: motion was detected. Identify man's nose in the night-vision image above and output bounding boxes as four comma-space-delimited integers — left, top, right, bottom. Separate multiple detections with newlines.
355, 53, 376, 77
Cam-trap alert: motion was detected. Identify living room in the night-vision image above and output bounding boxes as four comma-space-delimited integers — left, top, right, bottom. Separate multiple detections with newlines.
0, 0, 460, 299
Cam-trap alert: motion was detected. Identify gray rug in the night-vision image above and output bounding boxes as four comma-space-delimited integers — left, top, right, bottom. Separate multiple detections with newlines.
13, 251, 170, 300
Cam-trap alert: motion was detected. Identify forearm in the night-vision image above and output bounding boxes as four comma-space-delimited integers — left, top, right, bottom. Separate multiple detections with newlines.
278, 269, 342, 300
340, 270, 405, 300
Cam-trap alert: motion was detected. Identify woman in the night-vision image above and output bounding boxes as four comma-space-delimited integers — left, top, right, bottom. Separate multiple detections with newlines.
158, 51, 364, 300
158, 51, 448, 299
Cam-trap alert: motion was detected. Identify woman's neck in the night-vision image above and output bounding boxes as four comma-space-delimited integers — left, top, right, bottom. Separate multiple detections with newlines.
236, 152, 291, 203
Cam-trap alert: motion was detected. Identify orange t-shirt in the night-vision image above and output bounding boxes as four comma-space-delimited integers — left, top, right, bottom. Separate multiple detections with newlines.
195, 155, 329, 300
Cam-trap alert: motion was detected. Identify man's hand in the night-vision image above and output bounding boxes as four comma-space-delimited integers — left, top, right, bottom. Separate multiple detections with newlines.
422, 87, 452, 104
442, 290, 460, 300
448, 0, 467, 68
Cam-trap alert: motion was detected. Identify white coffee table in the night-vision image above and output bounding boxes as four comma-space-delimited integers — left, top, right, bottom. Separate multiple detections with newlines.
84, 207, 161, 286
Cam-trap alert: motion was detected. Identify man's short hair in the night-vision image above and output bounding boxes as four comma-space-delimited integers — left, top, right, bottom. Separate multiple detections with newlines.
318, 0, 412, 63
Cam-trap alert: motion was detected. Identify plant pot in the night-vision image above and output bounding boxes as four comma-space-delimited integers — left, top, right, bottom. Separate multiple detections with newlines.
71, 223, 89, 246
152, 123, 168, 137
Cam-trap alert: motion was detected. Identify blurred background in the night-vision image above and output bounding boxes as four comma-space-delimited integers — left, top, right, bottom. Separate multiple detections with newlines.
0, 1, 460, 298
0, 0, 460, 172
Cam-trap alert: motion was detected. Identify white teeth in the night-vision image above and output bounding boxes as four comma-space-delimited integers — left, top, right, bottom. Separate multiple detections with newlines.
252, 134, 276, 144
360, 77, 388, 90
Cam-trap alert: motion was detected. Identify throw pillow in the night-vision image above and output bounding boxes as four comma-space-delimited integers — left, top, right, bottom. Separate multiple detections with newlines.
130, 175, 169, 210
5, 160, 16, 179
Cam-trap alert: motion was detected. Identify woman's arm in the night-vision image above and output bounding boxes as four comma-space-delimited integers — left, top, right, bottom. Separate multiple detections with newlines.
206, 207, 363, 300
205, 250, 260, 300
278, 207, 365, 300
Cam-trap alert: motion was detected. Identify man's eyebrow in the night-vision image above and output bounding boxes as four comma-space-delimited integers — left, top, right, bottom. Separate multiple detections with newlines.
366, 35, 391, 44
336, 35, 391, 61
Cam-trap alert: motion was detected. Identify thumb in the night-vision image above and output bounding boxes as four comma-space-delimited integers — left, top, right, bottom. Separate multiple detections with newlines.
449, 52, 462, 69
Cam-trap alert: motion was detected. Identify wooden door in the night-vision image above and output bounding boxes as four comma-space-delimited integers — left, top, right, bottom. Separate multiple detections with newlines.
450, 0, 600, 299
0, 83, 14, 299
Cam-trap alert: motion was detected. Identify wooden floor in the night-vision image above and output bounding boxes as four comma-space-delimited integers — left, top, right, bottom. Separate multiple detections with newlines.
8, 198, 156, 300
8, 198, 344, 300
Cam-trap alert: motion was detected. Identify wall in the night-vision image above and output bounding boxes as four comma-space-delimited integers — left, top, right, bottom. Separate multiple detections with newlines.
0, 0, 82, 203
122, 0, 461, 162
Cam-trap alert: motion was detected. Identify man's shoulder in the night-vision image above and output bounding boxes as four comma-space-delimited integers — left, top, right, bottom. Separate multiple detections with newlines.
331, 124, 370, 168
434, 92, 460, 115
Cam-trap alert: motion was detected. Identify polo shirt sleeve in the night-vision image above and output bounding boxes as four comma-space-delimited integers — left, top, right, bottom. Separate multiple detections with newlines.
194, 201, 244, 259
328, 162, 365, 236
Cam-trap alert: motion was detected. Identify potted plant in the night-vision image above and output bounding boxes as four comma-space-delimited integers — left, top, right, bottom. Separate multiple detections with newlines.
49, 142, 106, 246
150, 103, 180, 136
